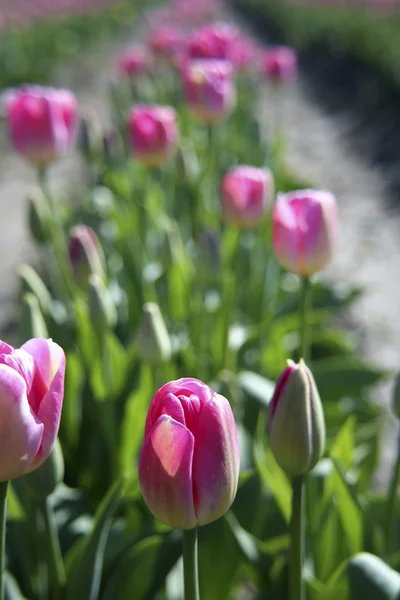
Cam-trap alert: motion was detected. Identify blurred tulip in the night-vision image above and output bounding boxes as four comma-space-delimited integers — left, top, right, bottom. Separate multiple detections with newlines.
221, 165, 274, 228
148, 25, 182, 59
139, 377, 240, 529
272, 189, 338, 276
88, 274, 118, 332
0, 338, 65, 481
138, 302, 172, 364
268, 359, 325, 475
231, 37, 257, 73
27, 187, 52, 244
4, 86, 78, 167
115, 46, 150, 78
68, 225, 105, 289
128, 105, 178, 166
188, 21, 239, 61
261, 46, 297, 84
183, 59, 235, 124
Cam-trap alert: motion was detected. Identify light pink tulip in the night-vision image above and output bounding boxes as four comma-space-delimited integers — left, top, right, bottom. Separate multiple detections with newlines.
183, 59, 235, 124
115, 47, 149, 78
272, 189, 338, 276
128, 105, 178, 166
139, 377, 240, 529
261, 46, 297, 84
0, 338, 65, 482
221, 165, 274, 228
4, 86, 78, 167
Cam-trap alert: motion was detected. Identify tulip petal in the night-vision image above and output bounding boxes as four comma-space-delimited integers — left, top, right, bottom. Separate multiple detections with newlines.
21, 338, 63, 387
139, 415, 197, 529
192, 394, 240, 526
0, 365, 43, 481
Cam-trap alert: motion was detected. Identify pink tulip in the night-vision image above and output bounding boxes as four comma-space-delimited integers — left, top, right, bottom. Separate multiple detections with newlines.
231, 37, 257, 73
272, 189, 338, 276
261, 46, 297, 84
115, 47, 149, 78
0, 338, 65, 482
188, 21, 239, 61
183, 59, 235, 124
148, 25, 182, 58
221, 165, 274, 228
139, 377, 240, 529
128, 105, 178, 166
4, 86, 78, 167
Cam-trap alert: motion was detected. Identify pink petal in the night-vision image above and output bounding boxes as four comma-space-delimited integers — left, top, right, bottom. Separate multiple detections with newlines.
0, 365, 43, 481
192, 394, 240, 526
21, 338, 64, 388
139, 415, 197, 529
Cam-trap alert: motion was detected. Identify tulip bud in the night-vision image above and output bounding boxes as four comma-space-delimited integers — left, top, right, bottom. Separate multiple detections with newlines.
272, 189, 338, 276
88, 274, 118, 332
187, 22, 239, 61
78, 115, 102, 161
221, 165, 274, 228
128, 105, 179, 166
268, 359, 325, 475
68, 225, 105, 289
391, 371, 400, 420
183, 59, 236, 124
24, 437, 64, 499
115, 46, 150, 78
138, 302, 172, 364
139, 377, 240, 529
261, 46, 297, 85
27, 188, 52, 245
19, 293, 49, 344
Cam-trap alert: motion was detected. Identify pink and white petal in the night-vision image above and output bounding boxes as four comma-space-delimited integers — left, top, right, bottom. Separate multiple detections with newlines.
34, 349, 65, 467
192, 394, 240, 526
0, 349, 35, 394
21, 339, 64, 388
0, 342, 14, 356
0, 365, 44, 481
139, 415, 197, 530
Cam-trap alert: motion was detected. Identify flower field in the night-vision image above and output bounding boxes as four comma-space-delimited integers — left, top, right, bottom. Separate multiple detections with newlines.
0, 0, 398, 599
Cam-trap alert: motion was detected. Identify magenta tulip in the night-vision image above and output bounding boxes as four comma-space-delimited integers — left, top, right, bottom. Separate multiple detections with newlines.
139, 377, 240, 529
4, 86, 78, 167
272, 189, 338, 276
116, 47, 149, 78
221, 165, 274, 228
188, 21, 239, 61
148, 25, 182, 59
183, 59, 235, 124
0, 338, 65, 482
128, 105, 178, 166
261, 46, 297, 84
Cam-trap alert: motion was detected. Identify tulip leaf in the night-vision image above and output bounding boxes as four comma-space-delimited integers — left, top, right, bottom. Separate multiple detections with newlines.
238, 371, 275, 409
62, 351, 85, 451
348, 553, 400, 600
66, 479, 124, 600
253, 440, 291, 524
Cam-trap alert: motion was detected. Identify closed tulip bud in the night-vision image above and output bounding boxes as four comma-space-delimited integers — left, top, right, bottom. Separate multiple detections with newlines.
183, 59, 236, 124
138, 302, 172, 364
4, 86, 78, 167
19, 293, 49, 344
221, 165, 274, 228
27, 188, 52, 245
68, 225, 105, 289
0, 337, 65, 481
139, 377, 240, 529
272, 189, 338, 276
261, 46, 297, 85
24, 437, 64, 499
128, 105, 178, 166
268, 359, 325, 475
391, 372, 400, 420
88, 274, 117, 332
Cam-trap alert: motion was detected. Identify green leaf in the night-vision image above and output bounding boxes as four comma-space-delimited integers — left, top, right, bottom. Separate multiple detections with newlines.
348, 553, 400, 599
330, 417, 355, 471
238, 371, 275, 409
329, 461, 363, 555
66, 479, 124, 600
253, 441, 291, 524
62, 351, 85, 451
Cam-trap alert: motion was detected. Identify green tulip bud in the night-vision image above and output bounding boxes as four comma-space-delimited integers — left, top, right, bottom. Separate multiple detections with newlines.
24, 438, 64, 499
27, 188, 52, 245
268, 359, 325, 475
138, 302, 172, 364
88, 274, 118, 332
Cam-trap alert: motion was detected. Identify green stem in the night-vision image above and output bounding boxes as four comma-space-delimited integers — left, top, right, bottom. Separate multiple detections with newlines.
42, 498, 66, 599
0, 481, 8, 600
385, 427, 400, 557
290, 475, 305, 600
221, 228, 241, 370
183, 528, 200, 600
299, 275, 311, 362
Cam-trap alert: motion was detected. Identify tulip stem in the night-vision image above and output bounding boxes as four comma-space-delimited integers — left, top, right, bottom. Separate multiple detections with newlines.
299, 275, 311, 362
385, 426, 400, 557
290, 475, 305, 600
183, 527, 200, 600
42, 497, 66, 599
0, 481, 8, 600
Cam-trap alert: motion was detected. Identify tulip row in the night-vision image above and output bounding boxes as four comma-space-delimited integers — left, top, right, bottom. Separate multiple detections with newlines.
0, 1, 397, 599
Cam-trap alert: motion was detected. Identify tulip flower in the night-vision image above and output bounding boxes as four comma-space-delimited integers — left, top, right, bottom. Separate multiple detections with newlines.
272, 189, 338, 276
261, 46, 297, 85
128, 105, 178, 166
221, 165, 274, 228
268, 359, 325, 476
187, 21, 239, 61
4, 86, 78, 167
183, 59, 235, 124
0, 338, 65, 482
68, 225, 105, 289
148, 25, 182, 59
139, 377, 240, 529
115, 47, 149, 78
